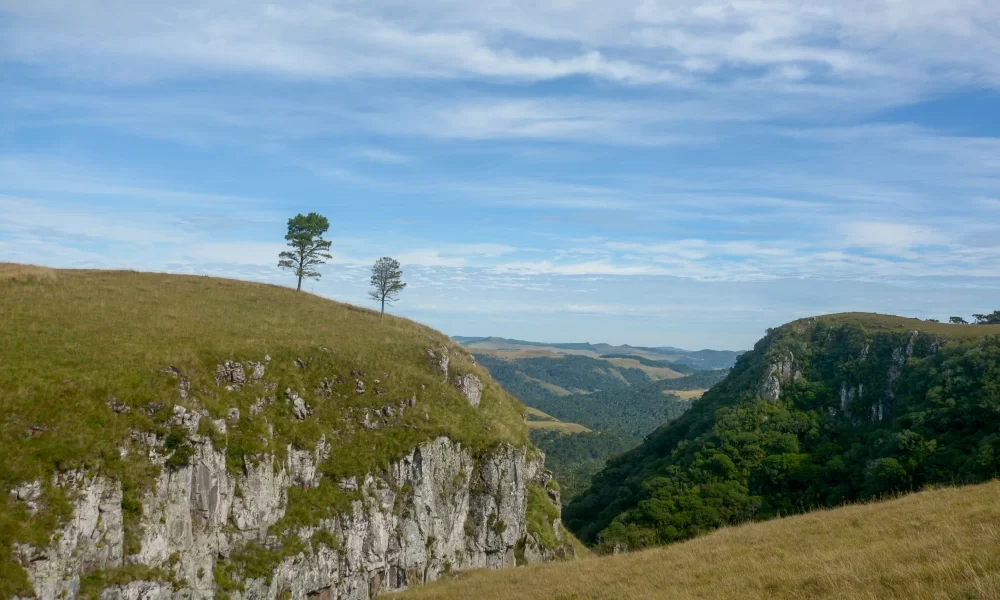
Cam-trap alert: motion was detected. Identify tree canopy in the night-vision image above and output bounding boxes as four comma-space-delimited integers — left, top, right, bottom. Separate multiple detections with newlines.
368, 256, 406, 317
278, 212, 333, 291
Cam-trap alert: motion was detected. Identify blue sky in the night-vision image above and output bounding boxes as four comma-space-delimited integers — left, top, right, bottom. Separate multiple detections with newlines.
2, 1, 998, 350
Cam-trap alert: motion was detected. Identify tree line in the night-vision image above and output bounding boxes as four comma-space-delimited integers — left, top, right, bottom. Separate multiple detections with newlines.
949, 312, 1000, 325
276, 212, 406, 318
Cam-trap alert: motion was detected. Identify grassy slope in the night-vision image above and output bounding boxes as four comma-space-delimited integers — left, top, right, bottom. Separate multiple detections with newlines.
394, 480, 1000, 600
0, 265, 529, 595
818, 312, 1000, 338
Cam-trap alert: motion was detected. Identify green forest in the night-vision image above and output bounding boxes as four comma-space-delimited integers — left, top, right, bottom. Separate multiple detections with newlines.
565, 317, 1000, 552
475, 352, 732, 499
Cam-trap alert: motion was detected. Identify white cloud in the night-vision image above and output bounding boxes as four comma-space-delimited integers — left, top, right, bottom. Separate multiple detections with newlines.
839, 221, 948, 252
3, 0, 998, 89
354, 148, 412, 164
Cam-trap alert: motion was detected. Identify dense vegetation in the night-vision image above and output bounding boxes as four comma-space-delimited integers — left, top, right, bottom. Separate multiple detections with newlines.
475, 354, 653, 396
598, 354, 697, 374
476, 348, 731, 500
0, 265, 533, 597
529, 430, 636, 500
394, 479, 1000, 600
566, 314, 1000, 552
524, 373, 726, 437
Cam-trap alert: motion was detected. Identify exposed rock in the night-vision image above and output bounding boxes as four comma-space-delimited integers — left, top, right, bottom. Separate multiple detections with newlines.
248, 361, 266, 381
168, 404, 201, 433
9, 480, 43, 515
105, 396, 130, 415
426, 348, 449, 381
228, 407, 241, 423
355, 380, 365, 395
164, 366, 191, 400
453, 374, 483, 408
217, 361, 247, 391
101, 581, 173, 600
759, 352, 800, 402
18, 437, 559, 600
286, 389, 312, 420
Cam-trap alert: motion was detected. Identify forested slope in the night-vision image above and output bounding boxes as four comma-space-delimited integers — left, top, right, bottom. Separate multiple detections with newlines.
566, 313, 1000, 551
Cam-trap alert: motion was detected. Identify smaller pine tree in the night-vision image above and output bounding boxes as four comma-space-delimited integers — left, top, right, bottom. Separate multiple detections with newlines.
368, 257, 406, 318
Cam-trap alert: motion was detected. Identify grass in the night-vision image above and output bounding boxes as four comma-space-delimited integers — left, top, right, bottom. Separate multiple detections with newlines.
517, 373, 573, 396
663, 389, 706, 401
603, 358, 683, 380
392, 480, 1000, 600
526, 421, 591, 434
813, 312, 1000, 339
0, 262, 57, 283
523, 407, 591, 433
0, 266, 529, 597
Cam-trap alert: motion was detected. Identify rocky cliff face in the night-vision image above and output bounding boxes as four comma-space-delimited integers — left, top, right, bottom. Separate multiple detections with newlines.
14, 434, 563, 600
9, 350, 569, 600
567, 314, 1000, 551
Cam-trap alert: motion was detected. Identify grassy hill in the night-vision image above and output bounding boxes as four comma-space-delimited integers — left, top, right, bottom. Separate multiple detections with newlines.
457, 337, 743, 371
0, 265, 533, 596
566, 312, 1000, 551
392, 479, 1000, 600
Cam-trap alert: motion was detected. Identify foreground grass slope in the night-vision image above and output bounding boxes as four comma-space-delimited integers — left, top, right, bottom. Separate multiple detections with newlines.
0, 265, 530, 595
395, 480, 1000, 600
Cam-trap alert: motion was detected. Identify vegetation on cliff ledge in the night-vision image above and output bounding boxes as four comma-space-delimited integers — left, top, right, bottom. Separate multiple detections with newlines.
0, 264, 532, 596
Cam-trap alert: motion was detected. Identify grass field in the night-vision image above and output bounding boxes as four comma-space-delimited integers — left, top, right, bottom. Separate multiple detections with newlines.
523, 407, 591, 433
603, 357, 684, 380
393, 480, 1000, 600
663, 389, 706, 401
526, 421, 592, 434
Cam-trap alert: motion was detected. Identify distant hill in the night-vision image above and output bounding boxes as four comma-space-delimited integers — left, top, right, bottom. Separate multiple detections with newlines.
566, 312, 1000, 552
455, 336, 743, 370
473, 347, 730, 499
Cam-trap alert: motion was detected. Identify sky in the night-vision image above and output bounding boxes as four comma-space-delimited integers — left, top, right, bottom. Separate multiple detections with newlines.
1, 1, 999, 350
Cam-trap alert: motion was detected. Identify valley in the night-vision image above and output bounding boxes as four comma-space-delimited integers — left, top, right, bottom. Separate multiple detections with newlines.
458, 339, 738, 500
3, 266, 999, 600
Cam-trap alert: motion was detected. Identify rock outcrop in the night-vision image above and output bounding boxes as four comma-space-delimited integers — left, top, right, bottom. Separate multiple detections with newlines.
13, 436, 562, 600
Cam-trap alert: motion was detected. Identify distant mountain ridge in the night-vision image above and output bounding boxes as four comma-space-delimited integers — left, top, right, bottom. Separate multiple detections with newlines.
453, 336, 744, 371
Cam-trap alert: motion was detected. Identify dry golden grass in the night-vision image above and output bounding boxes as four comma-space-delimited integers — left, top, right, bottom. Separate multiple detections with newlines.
0, 262, 57, 282
524, 406, 558, 420
663, 389, 706, 401
604, 357, 683, 380
393, 481, 1000, 600
517, 374, 574, 396
523, 406, 591, 433
526, 420, 592, 434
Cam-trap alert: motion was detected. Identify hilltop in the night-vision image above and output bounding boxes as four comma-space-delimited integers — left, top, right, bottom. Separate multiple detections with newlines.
0, 265, 571, 600
454, 336, 743, 371
393, 479, 1000, 600
566, 312, 1000, 550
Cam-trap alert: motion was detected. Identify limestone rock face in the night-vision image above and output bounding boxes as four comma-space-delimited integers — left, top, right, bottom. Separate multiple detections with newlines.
453, 374, 483, 407
759, 352, 800, 402
14, 437, 559, 600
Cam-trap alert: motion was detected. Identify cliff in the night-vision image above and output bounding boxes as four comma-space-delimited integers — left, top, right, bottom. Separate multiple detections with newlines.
0, 267, 573, 600
566, 313, 1000, 551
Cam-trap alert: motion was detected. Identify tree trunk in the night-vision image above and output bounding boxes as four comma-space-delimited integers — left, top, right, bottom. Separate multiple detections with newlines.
380, 298, 385, 318
296, 273, 302, 291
